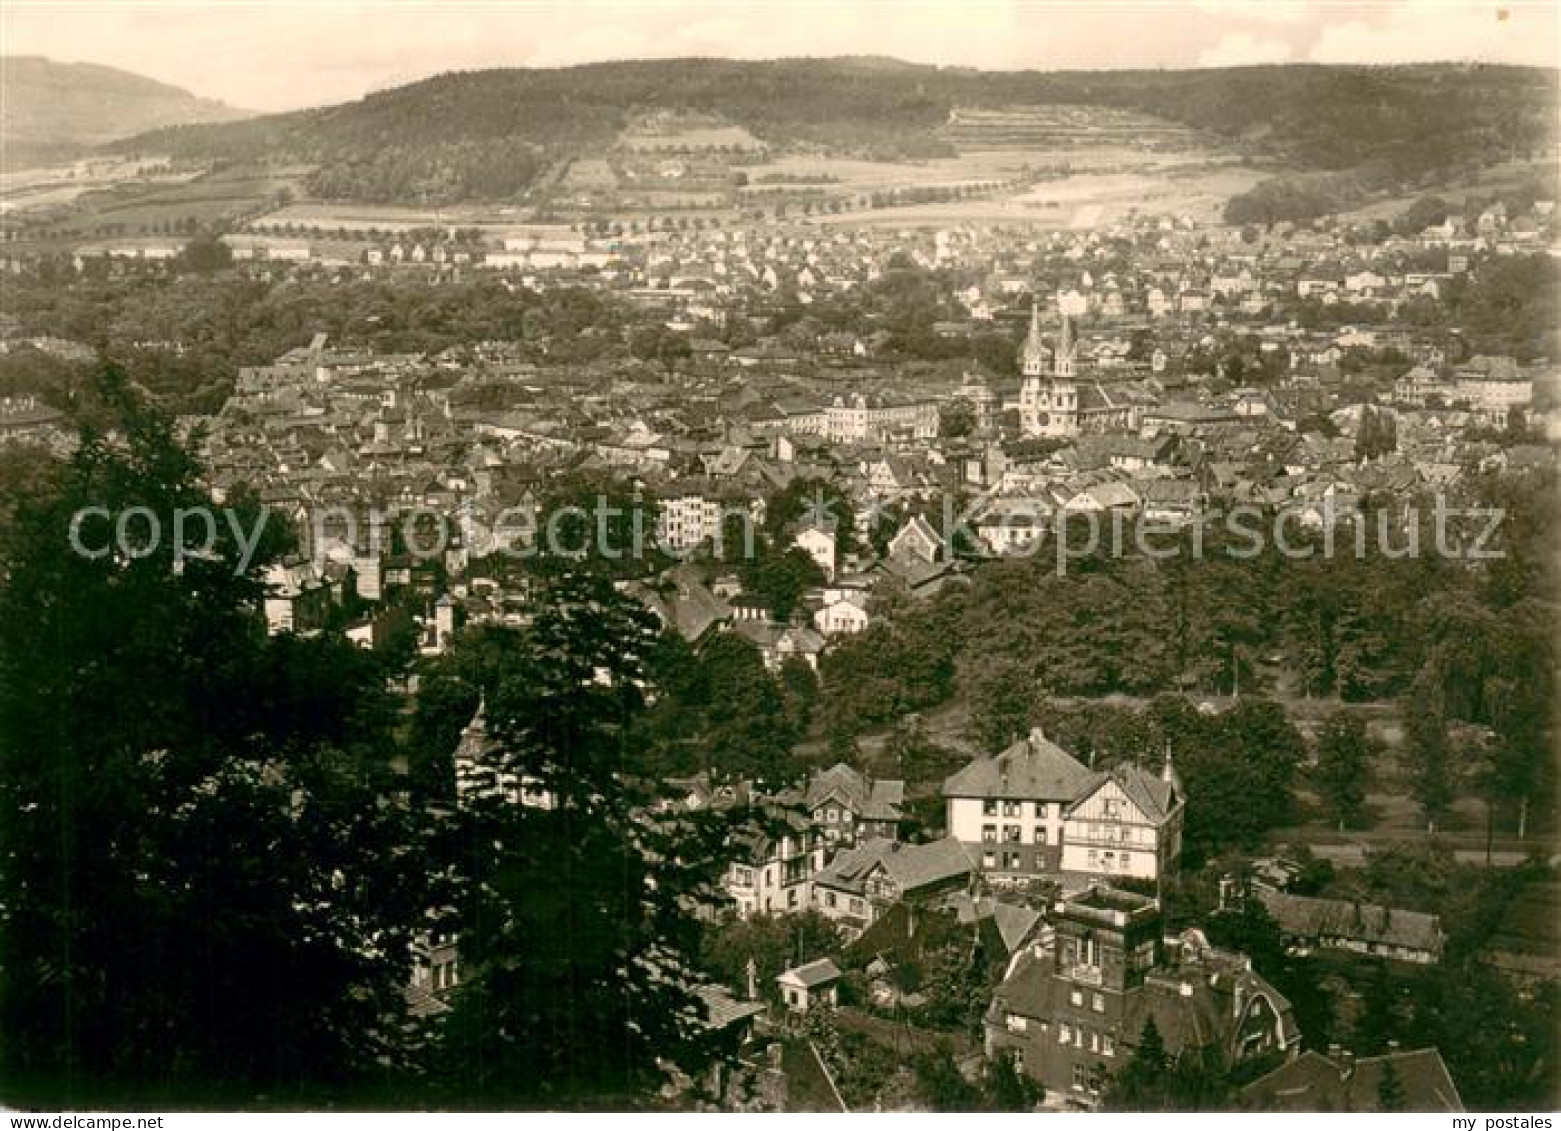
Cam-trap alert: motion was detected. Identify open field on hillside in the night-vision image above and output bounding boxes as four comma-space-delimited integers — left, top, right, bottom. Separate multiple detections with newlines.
3, 163, 313, 250
812, 159, 1272, 229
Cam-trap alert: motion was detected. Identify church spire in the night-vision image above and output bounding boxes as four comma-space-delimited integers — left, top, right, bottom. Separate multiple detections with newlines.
1019, 297, 1047, 377
1055, 309, 1075, 379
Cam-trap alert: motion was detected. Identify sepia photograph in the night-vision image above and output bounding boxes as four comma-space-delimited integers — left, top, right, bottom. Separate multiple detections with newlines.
0, 0, 1557, 1118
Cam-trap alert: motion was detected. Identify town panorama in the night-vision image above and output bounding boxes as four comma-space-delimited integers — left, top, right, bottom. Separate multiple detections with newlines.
0, 11, 1558, 1117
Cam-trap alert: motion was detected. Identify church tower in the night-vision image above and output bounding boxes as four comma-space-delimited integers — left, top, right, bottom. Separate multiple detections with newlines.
1054, 311, 1076, 380
1020, 298, 1049, 378
1048, 311, 1079, 430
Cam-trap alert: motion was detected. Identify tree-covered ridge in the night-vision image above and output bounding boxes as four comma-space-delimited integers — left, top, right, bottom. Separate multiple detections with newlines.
112, 59, 1558, 203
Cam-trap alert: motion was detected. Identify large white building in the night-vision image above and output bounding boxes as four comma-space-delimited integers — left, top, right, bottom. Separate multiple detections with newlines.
786, 393, 939, 444
944, 728, 1096, 877
943, 728, 1184, 885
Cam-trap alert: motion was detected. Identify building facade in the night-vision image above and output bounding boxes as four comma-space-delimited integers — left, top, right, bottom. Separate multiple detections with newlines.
985, 885, 1300, 1106
945, 731, 1184, 886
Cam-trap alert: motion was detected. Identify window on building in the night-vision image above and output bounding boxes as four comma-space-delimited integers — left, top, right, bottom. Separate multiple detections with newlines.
1003, 800, 1020, 817
826, 891, 837, 908
1072, 1064, 1088, 1091
983, 851, 997, 868
983, 799, 998, 816
1082, 937, 1101, 969
982, 825, 997, 843
1103, 798, 1121, 819
1004, 825, 1022, 843
1070, 989, 1083, 1007
850, 898, 863, 914
787, 889, 798, 908
1103, 1034, 1116, 1058
1059, 1024, 1072, 1046
1092, 992, 1105, 1013
1035, 827, 1048, 846
1035, 802, 1050, 820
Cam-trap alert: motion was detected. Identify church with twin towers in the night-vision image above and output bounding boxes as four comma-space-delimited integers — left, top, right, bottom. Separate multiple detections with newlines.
1014, 299, 1134, 438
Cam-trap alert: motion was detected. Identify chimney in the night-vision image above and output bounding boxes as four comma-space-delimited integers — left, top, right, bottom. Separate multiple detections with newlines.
1029, 725, 1046, 748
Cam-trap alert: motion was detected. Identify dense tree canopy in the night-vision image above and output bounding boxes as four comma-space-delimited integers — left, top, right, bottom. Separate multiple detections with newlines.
0, 371, 431, 1105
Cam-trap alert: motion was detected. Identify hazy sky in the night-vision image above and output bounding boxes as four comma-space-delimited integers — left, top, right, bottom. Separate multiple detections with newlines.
3, 1, 1557, 112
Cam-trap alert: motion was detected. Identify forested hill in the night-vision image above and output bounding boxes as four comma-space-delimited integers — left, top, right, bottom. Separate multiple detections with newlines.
1, 56, 248, 168
110, 57, 1558, 203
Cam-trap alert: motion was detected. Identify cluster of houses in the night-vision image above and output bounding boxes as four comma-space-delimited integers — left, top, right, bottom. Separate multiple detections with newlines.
697, 725, 1183, 933
3, 192, 1537, 1112
164, 267, 1551, 656
35, 191, 1552, 314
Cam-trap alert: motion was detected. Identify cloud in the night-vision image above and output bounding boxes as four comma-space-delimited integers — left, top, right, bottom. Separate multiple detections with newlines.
1198, 32, 1295, 67
1309, 1, 1559, 67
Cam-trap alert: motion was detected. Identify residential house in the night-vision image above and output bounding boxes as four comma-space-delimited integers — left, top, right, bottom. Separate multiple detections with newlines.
1255, 891, 1444, 965
804, 763, 905, 845
809, 836, 976, 937
1241, 1046, 1463, 1112
985, 885, 1299, 1106
813, 591, 870, 636
943, 728, 1097, 880
725, 810, 827, 917
792, 518, 838, 580
1060, 759, 1185, 883
776, 959, 842, 1013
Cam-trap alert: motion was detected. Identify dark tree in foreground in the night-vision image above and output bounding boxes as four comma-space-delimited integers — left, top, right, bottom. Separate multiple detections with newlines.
433, 570, 764, 1106
0, 370, 430, 1106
